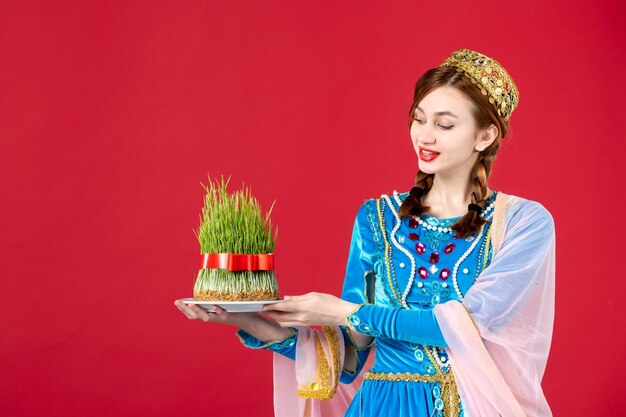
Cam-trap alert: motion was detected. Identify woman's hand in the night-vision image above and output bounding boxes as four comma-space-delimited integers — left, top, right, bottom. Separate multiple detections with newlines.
173, 300, 258, 328
262, 292, 358, 327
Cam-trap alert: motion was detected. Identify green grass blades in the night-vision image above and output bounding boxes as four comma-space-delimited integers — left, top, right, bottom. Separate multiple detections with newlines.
194, 175, 277, 254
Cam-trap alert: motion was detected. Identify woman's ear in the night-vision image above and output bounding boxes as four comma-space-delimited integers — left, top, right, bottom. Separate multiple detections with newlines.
475, 124, 499, 152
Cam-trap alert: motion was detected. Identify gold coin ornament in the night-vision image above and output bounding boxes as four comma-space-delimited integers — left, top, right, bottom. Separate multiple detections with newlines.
439, 49, 520, 121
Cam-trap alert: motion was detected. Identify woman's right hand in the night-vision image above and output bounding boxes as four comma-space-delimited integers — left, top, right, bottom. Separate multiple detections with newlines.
173, 300, 259, 328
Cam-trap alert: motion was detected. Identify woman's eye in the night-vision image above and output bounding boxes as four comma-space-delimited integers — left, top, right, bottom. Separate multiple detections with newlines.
413, 118, 453, 130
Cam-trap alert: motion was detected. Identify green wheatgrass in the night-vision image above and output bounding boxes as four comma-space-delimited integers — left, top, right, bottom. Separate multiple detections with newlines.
193, 175, 279, 301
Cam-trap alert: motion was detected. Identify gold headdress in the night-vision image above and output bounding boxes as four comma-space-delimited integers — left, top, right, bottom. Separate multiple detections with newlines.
439, 49, 519, 121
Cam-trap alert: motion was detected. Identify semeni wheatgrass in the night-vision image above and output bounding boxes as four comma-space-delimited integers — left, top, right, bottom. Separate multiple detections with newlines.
193, 175, 279, 301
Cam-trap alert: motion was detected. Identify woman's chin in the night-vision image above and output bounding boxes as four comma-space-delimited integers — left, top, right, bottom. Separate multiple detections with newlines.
418, 162, 437, 174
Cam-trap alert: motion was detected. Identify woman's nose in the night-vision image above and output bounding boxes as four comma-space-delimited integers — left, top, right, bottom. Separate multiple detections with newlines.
419, 134, 436, 146
417, 124, 437, 145
419, 136, 435, 145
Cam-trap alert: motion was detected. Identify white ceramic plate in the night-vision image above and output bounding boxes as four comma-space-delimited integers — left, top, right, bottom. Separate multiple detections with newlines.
180, 298, 282, 312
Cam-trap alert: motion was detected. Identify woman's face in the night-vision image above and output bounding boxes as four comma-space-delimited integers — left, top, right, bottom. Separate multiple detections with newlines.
410, 86, 486, 177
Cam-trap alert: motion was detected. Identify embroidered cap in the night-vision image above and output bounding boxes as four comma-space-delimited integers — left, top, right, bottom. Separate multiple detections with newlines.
439, 49, 519, 121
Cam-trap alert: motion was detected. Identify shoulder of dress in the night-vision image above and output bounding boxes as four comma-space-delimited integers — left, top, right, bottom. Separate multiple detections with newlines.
354, 197, 377, 220
500, 193, 554, 227
354, 191, 403, 222
355, 189, 412, 219
376, 189, 410, 208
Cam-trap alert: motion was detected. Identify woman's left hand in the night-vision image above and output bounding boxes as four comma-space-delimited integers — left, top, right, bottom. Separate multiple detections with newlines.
262, 292, 358, 327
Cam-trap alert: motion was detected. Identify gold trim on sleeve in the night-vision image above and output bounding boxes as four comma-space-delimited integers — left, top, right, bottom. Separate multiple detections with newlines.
297, 326, 341, 400
344, 303, 365, 334
234, 328, 296, 349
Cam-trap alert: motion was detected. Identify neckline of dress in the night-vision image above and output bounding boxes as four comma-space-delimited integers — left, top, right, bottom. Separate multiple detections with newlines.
397, 190, 498, 223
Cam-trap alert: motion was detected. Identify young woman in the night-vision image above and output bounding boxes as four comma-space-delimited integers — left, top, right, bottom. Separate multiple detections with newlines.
175, 49, 556, 417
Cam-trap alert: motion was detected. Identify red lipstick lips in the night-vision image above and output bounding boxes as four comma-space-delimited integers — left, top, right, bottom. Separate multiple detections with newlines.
419, 146, 440, 162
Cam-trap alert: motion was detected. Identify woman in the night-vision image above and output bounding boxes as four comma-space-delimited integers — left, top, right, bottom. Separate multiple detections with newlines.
175, 49, 556, 417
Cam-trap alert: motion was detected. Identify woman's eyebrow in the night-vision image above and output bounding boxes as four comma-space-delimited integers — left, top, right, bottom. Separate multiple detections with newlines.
415, 106, 459, 118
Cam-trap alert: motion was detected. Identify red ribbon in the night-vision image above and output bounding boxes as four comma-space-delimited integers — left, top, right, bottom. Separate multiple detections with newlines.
199, 253, 274, 271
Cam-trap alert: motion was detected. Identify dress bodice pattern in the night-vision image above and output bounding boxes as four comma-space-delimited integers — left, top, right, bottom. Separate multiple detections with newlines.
237, 189, 500, 417
366, 190, 495, 310
346, 191, 497, 392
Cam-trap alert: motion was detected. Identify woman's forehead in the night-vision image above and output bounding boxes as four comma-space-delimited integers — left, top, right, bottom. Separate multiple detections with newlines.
416, 87, 472, 116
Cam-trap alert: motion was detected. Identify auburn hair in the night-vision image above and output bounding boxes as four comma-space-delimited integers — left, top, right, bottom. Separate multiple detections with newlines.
398, 66, 511, 238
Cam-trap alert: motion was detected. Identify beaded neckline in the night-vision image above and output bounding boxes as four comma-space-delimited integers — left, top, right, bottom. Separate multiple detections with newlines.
383, 191, 497, 308
398, 190, 498, 225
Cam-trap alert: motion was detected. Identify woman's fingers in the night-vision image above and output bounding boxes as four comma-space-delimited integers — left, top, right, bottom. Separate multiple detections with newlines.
174, 301, 197, 319
263, 310, 306, 326
174, 300, 261, 327
263, 300, 296, 312
174, 300, 216, 321
214, 305, 227, 315
264, 312, 299, 327
189, 304, 214, 321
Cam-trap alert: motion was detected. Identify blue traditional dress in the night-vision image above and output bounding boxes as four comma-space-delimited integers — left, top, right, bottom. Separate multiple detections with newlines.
237, 190, 500, 417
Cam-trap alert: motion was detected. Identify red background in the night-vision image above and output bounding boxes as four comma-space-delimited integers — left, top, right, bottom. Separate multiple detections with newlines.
1, 1, 624, 416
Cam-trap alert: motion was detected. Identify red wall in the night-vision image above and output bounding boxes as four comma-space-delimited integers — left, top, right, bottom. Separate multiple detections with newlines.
1, 1, 624, 416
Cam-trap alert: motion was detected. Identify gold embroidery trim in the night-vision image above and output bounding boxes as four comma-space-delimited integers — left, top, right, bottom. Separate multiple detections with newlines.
297, 326, 341, 400
344, 303, 365, 334
482, 224, 492, 271
364, 371, 460, 416
234, 328, 296, 349
375, 198, 402, 303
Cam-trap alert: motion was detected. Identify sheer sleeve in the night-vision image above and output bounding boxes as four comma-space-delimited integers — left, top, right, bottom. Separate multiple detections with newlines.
433, 196, 556, 417
463, 199, 555, 340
